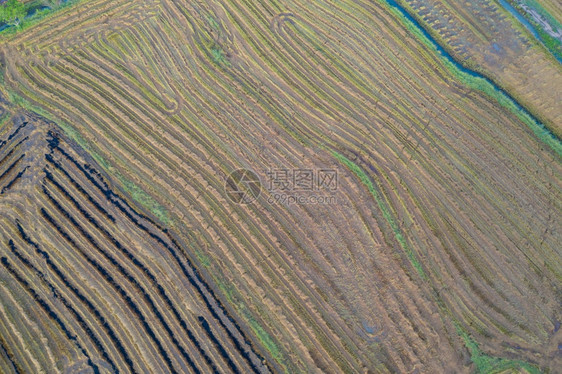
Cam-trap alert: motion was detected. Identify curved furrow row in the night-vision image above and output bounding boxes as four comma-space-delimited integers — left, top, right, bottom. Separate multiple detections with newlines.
0, 257, 101, 373
49, 137, 269, 373
1, 0, 560, 371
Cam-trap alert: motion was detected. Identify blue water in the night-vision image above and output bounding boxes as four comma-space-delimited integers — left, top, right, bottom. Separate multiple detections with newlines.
384, 0, 561, 144
498, 0, 540, 39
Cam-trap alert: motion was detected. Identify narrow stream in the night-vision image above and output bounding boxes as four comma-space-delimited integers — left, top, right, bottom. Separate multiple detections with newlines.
498, 0, 541, 40
384, 0, 561, 146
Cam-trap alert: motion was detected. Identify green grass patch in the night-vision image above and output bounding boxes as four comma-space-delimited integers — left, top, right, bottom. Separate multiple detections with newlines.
114, 174, 170, 224
0, 0, 26, 27
0, 0, 84, 37
210, 44, 230, 65
194, 249, 211, 268
241, 307, 282, 363
455, 323, 542, 374
0, 111, 11, 129
206, 15, 220, 31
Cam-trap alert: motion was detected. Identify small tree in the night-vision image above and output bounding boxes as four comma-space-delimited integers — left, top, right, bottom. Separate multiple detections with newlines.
0, 0, 27, 27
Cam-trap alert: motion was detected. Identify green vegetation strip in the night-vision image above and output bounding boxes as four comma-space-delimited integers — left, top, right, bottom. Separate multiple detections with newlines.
6, 91, 170, 224
216, 278, 287, 372
332, 150, 427, 279
333, 151, 542, 372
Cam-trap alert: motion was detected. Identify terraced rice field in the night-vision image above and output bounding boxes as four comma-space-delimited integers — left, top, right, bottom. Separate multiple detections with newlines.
0, 0, 560, 373
0, 110, 271, 373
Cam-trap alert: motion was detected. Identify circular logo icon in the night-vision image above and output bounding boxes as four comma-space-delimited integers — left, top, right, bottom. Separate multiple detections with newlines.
225, 169, 261, 204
